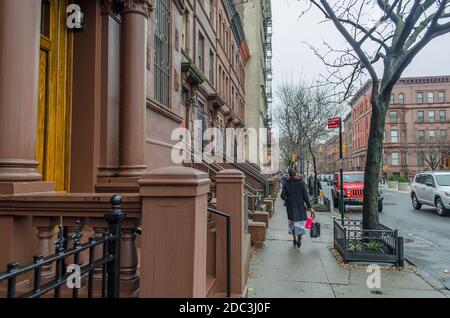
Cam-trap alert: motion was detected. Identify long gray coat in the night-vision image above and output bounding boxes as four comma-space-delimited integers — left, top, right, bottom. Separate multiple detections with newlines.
281, 178, 312, 222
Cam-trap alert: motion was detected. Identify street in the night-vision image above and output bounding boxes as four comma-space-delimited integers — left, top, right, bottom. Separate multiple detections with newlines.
321, 182, 450, 290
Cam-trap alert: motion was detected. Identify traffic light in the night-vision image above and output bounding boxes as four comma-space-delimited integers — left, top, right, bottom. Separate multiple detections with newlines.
291, 154, 297, 163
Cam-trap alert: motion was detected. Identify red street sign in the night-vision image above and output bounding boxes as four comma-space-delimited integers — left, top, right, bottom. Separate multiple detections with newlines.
328, 118, 341, 129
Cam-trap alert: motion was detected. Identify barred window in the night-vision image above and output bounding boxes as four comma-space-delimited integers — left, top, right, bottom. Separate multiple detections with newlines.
155, 0, 171, 106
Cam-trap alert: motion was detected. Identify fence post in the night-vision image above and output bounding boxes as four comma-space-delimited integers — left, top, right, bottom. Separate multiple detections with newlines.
104, 195, 126, 298
216, 169, 246, 297
138, 167, 211, 298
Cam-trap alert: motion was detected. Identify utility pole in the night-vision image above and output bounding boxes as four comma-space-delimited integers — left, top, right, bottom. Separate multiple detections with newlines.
339, 118, 345, 223
328, 117, 345, 224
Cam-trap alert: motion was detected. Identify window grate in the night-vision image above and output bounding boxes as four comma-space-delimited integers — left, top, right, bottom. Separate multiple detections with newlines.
154, 0, 171, 106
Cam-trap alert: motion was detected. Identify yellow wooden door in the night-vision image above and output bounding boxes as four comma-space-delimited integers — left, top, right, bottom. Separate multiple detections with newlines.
37, 0, 73, 191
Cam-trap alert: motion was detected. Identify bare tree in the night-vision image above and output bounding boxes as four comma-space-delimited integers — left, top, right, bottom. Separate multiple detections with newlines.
304, 0, 450, 229
415, 139, 450, 171
275, 82, 342, 199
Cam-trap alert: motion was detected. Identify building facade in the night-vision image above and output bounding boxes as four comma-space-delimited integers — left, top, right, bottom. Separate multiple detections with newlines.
350, 76, 450, 180
237, 0, 273, 167
0, 0, 273, 298
343, 112, 353, 171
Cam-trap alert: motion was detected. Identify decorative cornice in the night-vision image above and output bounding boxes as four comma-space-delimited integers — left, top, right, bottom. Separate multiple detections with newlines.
116, 0, 155, 18
182, 61, 206, 86
207, 94, 225, 110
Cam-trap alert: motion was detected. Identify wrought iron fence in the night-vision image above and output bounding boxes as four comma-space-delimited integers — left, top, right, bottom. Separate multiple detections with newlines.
0, 195, 125, 298
333, 219, 404, 266
207, 207, 231, 298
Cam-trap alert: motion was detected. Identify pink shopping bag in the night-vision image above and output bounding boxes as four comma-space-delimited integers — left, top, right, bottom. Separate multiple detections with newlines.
305, 216, 314, 229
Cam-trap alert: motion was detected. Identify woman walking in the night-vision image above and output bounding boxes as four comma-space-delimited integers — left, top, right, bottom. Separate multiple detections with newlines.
281, 168, 315, 248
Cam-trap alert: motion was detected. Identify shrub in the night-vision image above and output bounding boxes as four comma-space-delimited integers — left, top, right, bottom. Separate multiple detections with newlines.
398, 176, 408, 183
388, 175, 398, 182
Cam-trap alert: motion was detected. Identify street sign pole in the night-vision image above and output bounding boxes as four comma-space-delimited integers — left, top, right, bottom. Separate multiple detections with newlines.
339, 118, 345, 224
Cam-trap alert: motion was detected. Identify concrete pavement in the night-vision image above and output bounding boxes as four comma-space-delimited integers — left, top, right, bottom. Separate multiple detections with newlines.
247, 195, 448, 298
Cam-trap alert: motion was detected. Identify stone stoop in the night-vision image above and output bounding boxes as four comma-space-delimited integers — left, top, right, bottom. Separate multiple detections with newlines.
252, 211, 270, 228
211, 234, 252, 299
248, 221, 267, 248
263, 199, 274, 216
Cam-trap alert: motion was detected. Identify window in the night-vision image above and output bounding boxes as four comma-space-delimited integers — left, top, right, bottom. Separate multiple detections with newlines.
390, 130, 398, 143
398, 93, 405, 104
428, 110, 435, 123
418, 130, 425, 143
390, 111, 398, 123
425, 175, 435, 187
198, 32, 205, 72
417, 92, 424, 104
440, 129, 447, 142
428, 92, 434, 104
429, 130, 436, 143
182, 15, 188, 51
41, 0, 51, 37
209, 0, 214, 22
392, 152, 399, 166
438, 91, 445, 103
154, 0, 171, 106
390, 94, 394, 104
440, 110, 446, 123
418, 111, 424, 123
209, 50, 214, 83
418, 153, 425, 166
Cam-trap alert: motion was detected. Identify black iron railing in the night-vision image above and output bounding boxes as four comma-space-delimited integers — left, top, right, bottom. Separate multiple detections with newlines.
333, 219, 404, 266
207, 207, 231, 298
0, 195, 125, 298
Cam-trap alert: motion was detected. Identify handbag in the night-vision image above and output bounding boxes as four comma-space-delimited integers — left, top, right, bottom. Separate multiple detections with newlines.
305, 216, 314, 229
310, 221, 321, 238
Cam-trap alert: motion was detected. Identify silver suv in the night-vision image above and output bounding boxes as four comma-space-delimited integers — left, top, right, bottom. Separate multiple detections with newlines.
411, 171, 450, 216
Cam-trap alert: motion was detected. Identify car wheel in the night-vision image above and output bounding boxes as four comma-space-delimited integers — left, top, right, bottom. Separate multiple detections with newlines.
436, 198, 449, 217
378, 200, 383, 213
412, 193, 422, 210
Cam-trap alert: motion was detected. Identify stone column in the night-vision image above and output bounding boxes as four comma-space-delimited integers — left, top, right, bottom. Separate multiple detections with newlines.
138, 167, 210, 298
116, 0, 153, 177
216, 169, 246, 297
0, 0, 53, 194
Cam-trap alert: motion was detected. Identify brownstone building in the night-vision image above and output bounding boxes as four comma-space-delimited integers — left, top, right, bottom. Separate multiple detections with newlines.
0, 0, 273, 298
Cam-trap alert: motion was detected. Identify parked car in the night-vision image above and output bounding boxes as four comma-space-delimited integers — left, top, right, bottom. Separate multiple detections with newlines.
331, 171, 384, 212
410, 171, 450, 216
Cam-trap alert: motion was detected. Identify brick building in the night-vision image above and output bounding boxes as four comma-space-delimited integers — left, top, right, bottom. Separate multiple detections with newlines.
350, 76, 450, 180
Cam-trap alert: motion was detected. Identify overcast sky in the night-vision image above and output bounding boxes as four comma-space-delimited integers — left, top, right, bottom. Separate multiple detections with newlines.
272, 0, 450, 107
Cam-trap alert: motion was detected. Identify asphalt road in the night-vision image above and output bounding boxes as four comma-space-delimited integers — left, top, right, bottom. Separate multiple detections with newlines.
321, 182, 450, 290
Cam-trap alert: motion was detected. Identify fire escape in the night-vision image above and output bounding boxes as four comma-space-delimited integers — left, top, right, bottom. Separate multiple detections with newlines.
263, 1, 273, 142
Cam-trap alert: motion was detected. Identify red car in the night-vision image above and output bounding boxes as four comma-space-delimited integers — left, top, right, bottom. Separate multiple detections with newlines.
331, 171, 383, 212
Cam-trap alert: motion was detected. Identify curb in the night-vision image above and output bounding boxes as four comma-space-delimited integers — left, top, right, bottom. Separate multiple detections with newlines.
410, 265, 449, 292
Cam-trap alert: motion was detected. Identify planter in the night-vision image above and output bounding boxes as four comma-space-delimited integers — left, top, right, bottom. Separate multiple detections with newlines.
398, 182, 409, 191
312, 197, 331, 212
333, 219, 405, 266
387, 180, 398, 190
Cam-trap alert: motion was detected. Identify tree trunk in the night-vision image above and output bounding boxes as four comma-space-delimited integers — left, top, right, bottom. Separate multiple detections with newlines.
362, 97, 386, 230
312, 154, 319, 204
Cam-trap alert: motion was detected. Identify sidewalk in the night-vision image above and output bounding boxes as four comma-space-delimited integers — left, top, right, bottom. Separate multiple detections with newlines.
247, 196, 449, 298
